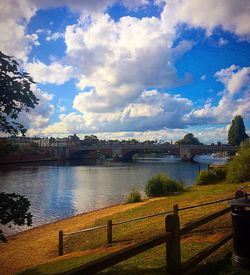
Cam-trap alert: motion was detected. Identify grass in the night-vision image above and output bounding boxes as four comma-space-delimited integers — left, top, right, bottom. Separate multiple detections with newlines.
17, 181, 250, 275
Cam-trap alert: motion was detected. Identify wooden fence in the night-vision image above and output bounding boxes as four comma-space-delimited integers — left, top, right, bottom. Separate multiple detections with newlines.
58, 197, 234, 256
60, 204, 233, 274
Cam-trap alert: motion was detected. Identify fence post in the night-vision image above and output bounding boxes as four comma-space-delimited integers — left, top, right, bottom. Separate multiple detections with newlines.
58, 230, 64, 256
166, 206, 181, 274
107, 219, 112, 244
173, 204, 179, 215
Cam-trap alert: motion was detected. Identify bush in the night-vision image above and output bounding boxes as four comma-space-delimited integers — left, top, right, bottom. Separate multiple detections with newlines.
196, 167, 226, 185
126, 188, 142, 203
145, 173, 184, 197
196, 170, 216, 185
213, 167, 227, 180
227, 141, 250, 183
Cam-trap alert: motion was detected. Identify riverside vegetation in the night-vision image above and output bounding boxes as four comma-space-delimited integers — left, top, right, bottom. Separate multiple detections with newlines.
197, 138, 250, 185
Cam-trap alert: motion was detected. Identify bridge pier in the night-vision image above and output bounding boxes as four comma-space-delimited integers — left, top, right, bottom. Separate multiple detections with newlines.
112, 147, 123, 161
51, 147, 70, 160
180, 148, 194, 162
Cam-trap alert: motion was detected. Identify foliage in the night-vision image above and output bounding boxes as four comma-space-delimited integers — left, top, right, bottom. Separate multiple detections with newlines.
81, 135, 99, 146
145, 173, 184, 197
0, 51, 39, 135
0, 140, 19, 155
196, 168, 226, 185
126, 188, 142, 203
0, 192, 32, 242
227, 139, 250, 183
228, 115, 249, 146
175, 133, 202, 145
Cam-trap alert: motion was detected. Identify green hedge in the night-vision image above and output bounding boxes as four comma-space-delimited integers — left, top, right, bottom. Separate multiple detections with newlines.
145, 173, 184, 197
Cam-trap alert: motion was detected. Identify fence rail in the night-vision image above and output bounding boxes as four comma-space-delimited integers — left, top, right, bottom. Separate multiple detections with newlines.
64, 204, 232, 274
59, 196, 235, 256
67, 232, 172, 275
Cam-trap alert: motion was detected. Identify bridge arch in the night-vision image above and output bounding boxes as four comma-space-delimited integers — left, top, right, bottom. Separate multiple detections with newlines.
69, 149, 99, 160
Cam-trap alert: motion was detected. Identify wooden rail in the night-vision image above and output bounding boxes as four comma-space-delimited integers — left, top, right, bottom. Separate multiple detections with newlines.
67, 232, 172, 274
181, 232, 233, 273
62, 205, 232, 274
180, 206, 231, 236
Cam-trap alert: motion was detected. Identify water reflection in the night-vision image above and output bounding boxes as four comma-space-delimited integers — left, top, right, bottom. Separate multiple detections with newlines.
0, 154, 227, 235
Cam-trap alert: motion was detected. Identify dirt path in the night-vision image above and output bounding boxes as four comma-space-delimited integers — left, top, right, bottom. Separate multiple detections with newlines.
0, 200, 152, 275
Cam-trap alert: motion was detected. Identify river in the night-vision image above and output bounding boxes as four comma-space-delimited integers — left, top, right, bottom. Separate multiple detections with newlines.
0, 155, 228, 235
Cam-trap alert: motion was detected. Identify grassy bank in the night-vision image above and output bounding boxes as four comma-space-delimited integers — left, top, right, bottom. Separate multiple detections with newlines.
1, 181, 249, 274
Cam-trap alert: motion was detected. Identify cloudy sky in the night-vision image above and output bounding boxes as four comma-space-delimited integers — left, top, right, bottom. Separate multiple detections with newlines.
1, 0, 250, 143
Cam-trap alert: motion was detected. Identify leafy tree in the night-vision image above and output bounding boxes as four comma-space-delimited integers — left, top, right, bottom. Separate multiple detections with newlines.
0, 140, 19, 155
0, 193, 32, 242
0, 52, 35, 241
228, 115, 249, 146
175, 133, 202, 145
0, 51, 39, 136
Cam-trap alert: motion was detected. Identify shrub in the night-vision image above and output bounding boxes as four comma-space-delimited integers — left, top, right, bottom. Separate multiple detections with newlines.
145, 173, 184, 197
196, 167, 226, 185
196, 170, 216, 185
213, 167, 226, 180
227, 142, 250, 183
126, 188, 142, 203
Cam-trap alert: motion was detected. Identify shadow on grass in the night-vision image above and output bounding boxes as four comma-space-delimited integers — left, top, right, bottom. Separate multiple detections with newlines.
190, 252, 250, 275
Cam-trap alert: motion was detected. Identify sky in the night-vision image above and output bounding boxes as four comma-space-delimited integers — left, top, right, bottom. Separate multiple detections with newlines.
1, 0, 250, 143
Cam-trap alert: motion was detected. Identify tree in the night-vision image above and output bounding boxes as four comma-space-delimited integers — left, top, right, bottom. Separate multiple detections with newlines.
0, 139, 19, 155
0, 51, 35, 241
0, 51, 39, 136
0, 193, 32, 242
175, 133, 202, 145
82, 135, 99, 146
228, 115, 249, 146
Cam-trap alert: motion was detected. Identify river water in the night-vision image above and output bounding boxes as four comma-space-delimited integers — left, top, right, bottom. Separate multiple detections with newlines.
0, 155, 228, 235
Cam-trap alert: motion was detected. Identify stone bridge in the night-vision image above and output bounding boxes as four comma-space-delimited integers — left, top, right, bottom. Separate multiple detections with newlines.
50, 144, 238, 162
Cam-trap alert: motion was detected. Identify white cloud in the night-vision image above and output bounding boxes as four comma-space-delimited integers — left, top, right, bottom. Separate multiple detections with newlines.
46, 32, 64, 41
161, 0, 250, 40
200, 75, 206, 81
215, 65, 250, 95
26, 60, 74, 85
38, 89, 193, 136
0, 0, 38, 60
187, 65, 250, 124
32, 0, 149, 16
31, 124, 230, 144
17, 86, 54, 133
218, 38, 228, 47
65, 13, 192, 111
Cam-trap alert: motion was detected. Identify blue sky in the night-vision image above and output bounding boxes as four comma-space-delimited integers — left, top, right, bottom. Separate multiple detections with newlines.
1, 0, 250, 143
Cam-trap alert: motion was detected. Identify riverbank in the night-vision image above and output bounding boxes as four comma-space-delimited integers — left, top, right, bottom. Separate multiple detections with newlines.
0, 181, 245, 274
0, 150, 55, 164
